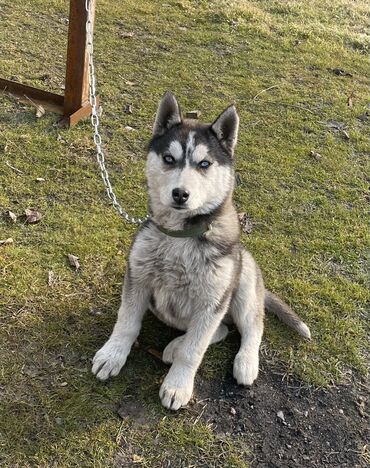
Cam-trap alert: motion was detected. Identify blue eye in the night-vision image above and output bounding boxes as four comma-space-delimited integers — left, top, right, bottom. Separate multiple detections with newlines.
198, 160, 211, 169
163, 154, 175, 165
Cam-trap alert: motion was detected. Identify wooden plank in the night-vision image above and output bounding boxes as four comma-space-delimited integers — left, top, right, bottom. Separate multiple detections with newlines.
0, 78, 64, 113
64, 0, 96, 117
67, 99, 97, 127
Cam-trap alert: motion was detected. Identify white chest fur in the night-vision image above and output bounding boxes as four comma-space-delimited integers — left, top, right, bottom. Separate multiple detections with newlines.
129, 225, 234, 329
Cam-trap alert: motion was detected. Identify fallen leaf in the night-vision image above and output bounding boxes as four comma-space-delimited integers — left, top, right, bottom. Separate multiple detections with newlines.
7, 210, 17, 223
330, 68, 353, 77
124, 125, 134, 131
186, 110, 201, 119
238, 213, 255, 234
67, 254, 80, 270
39, 74, 51, 82
48, 270, 55, 287
230, 407, 237, 416
0, 238, 14, 246
89, 307, 103, 316
342, 130, 350, 140
57, 134, 67, 143
325, 120, 344, 130
124, 104, 133, 114
235, 172, 242, 186
347, 94, 354, 107
132, 454, 144, 464
309, 150, 322, 161
125, 80, 135, 86
147, 347, 163, 361
25, 208, 42, 224
357, 112, 369, 122
120, 31, 135, 38
36, 177, 45, 182
277, 410, 286, 424
34, 104, 46, 118
354, 397, 366, 418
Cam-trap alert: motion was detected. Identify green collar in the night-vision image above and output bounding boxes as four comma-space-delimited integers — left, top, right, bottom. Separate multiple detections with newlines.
154, 221, 211, 238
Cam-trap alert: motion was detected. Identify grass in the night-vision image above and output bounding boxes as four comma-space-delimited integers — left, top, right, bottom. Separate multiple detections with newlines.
0, 0, 369, 465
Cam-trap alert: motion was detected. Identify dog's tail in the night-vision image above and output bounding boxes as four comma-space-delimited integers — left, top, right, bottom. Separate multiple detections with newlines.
264, 291, 311, 339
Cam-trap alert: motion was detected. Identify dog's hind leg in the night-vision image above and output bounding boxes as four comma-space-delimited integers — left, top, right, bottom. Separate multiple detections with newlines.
231, 251, 265, 386
162, 323, 229, 364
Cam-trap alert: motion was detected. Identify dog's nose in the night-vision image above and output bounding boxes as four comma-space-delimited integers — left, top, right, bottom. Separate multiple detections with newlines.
172, 188, 190, 205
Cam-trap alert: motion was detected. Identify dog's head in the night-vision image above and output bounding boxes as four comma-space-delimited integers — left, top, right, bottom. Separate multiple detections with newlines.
146, 92, 239, 217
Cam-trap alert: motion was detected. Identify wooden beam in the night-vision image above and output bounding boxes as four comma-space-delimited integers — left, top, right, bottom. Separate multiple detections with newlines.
64, 0, 96, 120
0, 78, 64, 114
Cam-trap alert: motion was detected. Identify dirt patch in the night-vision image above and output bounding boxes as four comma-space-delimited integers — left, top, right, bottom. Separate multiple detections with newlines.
191, 370, 369, 467
116, 368, 368, 467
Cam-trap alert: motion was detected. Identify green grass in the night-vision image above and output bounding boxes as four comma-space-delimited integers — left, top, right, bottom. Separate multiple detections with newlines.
0, 0, 369, 465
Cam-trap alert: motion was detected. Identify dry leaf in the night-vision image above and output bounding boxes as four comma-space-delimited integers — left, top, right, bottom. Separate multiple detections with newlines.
186, 110, 201, 119
35, 104, 45, 118
0, 238, 14, 246
25, 208, 42, 224
325, 120, 344, 130
238, 213, 255, 234
347, 95, 353, 107
235, 172, 242, 186
124, 104, 133, 114
48, 270, 55, 287
309, 150, 322, 161
147, 347, 163, 361
132, 454, 144, 464
7, 210, 17, 223
357, 112, 369, 122
124, 125, 134, 131
36, 177, 45, 182
342, 130, 350, 140
125, 80, 135, 86
120, 32, 135, 38
277, 410, 287, 424
68, 254, 80, 270
331, 68, 353, 77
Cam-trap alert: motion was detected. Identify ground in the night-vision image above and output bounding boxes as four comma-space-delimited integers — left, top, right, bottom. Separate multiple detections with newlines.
0, 0, 369, 466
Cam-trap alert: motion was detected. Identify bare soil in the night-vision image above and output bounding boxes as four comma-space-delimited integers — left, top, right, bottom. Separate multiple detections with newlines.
117, 366, 369, 467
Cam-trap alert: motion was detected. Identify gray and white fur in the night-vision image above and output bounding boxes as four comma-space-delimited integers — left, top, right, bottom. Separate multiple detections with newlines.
92, 92, 311, 410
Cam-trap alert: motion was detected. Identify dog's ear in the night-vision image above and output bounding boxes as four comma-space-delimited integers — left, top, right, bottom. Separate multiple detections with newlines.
153, 91, 182, 137
211, 104, 239, 153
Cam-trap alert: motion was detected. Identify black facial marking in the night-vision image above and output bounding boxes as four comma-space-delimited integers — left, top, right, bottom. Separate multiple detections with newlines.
148, 120, 233, 168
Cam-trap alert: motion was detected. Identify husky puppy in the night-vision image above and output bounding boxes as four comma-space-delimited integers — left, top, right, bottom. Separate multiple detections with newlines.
92, 92, 311, 410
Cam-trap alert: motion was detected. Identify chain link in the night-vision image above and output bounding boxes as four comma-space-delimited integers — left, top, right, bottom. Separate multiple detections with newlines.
85, 0, 148, 224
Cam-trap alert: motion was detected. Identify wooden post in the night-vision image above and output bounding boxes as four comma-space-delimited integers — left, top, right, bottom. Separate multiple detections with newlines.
0, 0, 97, 127
64, 0, 96, 126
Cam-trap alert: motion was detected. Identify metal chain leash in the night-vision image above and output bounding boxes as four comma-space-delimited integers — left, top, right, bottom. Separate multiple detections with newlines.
85, 0, 148, 224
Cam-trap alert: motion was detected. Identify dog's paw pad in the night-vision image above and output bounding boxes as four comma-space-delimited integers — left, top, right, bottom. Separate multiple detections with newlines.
91, 341, 129, 380
159, 383, 193, 411
233, 353, 259, 386
162, 336, 184, 364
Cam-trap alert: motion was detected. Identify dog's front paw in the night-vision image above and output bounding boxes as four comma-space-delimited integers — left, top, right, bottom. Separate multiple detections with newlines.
233, 352, 259, 386
159, 371, 194, 411
92, 339, 130, 380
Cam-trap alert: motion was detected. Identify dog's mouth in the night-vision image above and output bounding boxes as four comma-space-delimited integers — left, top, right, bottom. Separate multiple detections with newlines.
172, 205, 188, 210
